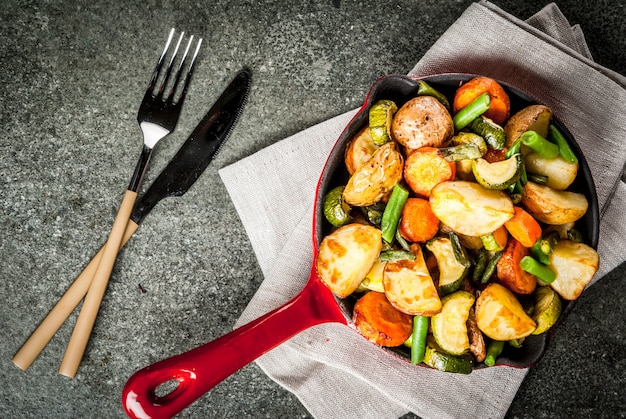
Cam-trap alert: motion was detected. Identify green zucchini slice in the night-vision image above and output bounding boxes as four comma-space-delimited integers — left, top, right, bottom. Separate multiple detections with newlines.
451, 132, 488, 155
531, 286, 562, 335
426, 236, 469, 295
469, 115, 506, 150
423, 336, 473, 374
431, 291, 475, 355
369, 99, 398, 145
322, 185, 352, 227
472, 153, 523, 190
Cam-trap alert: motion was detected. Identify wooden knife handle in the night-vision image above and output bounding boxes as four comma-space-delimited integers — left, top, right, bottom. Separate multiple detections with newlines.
58, 189, 137, 378
12, 220, 139, 371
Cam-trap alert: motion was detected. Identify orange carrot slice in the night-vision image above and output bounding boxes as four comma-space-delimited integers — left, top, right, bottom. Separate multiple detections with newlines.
404, 147, 455, 197
352, 291, 413, 347
399, 198, 440, 243
504, 207, 542, 248
496, 238, 537, 294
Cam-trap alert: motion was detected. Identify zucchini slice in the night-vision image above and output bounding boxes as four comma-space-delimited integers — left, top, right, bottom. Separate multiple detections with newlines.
431, 291, 475, 355
531, 286, 562, 335
423, 336, 473, 374
426, 236, 469, 295
451, 132, 488, 155
359, 260, 387, 293
469, 115, 506, 150
323, 185, 352, 227
369, 99, 398, 145
439, 144, 483, 162
472, 153, 523, 190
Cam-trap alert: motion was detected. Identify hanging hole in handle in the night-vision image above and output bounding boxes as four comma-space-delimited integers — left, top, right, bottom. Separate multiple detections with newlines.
147, 370, 197, 405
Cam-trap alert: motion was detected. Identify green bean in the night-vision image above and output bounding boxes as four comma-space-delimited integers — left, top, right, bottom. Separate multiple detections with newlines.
453, 93, 491, 131
395, 227, 412, 252
417, 80, 450, 110
480, 251, 502, 284
485, 340, 505, 366
472, 248, 488, 283
411, 315, 429, 365
531, 240, 551, 265
379, 249, 416, 262
526, 172, 549, 185
520, 256, 556, 283
380, 184, 409, 243
519, 131, 559, 159
505, 138, 522, 159
548, 124, 578, 163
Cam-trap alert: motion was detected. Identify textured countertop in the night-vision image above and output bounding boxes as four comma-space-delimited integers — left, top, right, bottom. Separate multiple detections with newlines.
2, 1, 624, 417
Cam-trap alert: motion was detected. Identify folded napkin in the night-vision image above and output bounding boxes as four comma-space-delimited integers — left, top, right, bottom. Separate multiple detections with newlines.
219, 2, 626, 418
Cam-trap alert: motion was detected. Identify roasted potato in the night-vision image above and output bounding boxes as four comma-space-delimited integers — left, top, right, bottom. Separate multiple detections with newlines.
345, 126, 377, 175
390, 96, 454, 150
429, 180, 515, 237
521, 181, 588, 225
524, 152, 578, 190
504, 105, 552, 148
316, 223, 382, 298
383, 245, 442, 316
548, 240, 600, 300
342, 142, 404, 207
475, 283, 537, 341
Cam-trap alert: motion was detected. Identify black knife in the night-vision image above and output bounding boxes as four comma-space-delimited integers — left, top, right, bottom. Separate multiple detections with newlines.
12, 68, 251, 371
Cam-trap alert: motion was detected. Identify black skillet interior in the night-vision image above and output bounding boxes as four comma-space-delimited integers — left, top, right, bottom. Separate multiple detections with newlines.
315, 73, 599, 370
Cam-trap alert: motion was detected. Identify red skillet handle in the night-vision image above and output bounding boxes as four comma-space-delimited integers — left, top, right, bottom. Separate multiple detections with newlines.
122, 270, 345, 419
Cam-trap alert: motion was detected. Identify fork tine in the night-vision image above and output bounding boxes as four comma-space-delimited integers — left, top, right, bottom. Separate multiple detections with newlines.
169, 37, 203, 105
147, 28, 175, 92
156, 31, 185, 97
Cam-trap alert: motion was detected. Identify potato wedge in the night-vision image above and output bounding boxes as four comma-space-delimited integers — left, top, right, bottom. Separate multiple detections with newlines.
504, 104, 552, 148
548, 240, 599, 300
429, 180, 515, 237
524, 152, 578, 190
521, 181, 588, 225
316, 223, 382, 298
342, 141, 404, 207
345, 125, 377, 175
383, 245, 442, 316
391, 95, 454, 150
475, 283, 537, 341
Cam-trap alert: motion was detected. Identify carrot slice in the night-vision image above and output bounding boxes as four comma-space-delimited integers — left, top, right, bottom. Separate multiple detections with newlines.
453, 77, 511, 126
352, 291, 413, 347
404, 147, 455, 197
504, 207, 542, 248
496, 237, 537, 294
399, 197, 440, 243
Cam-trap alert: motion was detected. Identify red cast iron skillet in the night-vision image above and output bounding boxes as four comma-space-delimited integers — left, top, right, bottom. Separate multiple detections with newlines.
122, 74, 599, 418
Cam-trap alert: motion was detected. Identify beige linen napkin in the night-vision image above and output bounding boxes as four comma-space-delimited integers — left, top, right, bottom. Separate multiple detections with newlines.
219, 2, 626, 418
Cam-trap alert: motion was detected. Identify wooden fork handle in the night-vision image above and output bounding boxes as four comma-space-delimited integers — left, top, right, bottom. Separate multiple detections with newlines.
59, 189, 138, 378
12, 220, 139, 371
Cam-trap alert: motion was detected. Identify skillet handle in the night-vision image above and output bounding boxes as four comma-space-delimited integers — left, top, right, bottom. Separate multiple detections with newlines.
122, 271, 345, 419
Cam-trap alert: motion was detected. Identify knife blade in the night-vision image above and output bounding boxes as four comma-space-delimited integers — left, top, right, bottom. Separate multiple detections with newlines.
12, 68, 251, 371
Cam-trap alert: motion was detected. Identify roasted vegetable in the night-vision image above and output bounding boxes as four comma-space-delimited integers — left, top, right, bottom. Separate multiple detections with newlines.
353, 291, 413, 347
429, 180, 515, 237
431, 291, 475, 355
548, 124, 578, 163
548, 240, 599, 300
359, 260, 387, 293
531, 286, 562, 335
453, 93, 491, 131
472, 153, 523, 190
343, 141, 404, 207
497, 238, 537, 294
411, 315, 430, 364
344, 125, 378, 175
380, 183, 409, 243
453, 76, 511, 126
369, 99, 398, 145
322, 185, 352, 227
504, 104, 552, 148
521, 181, 588, 225
484, 340, 505, 367
467, 307, 486, 362
423, 336, 473, 374
383, 245, 442, 316
518, 131, 559, 159
398, 197, 440, 243
391, 95, 454, 150
504, 206, 542, 248
524, 152, 578, 191
480, 226, 508, 252
475, 283, 537, 341
317, 223, 382, 298
404, 147, 456, 197
417, 80, 450, 110
521, 256, 556, 284
469, 115, 506, 150
426, 236, 470, 295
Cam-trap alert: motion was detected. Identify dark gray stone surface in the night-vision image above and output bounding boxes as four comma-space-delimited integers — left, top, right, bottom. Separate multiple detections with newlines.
1, 1, 624, 417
